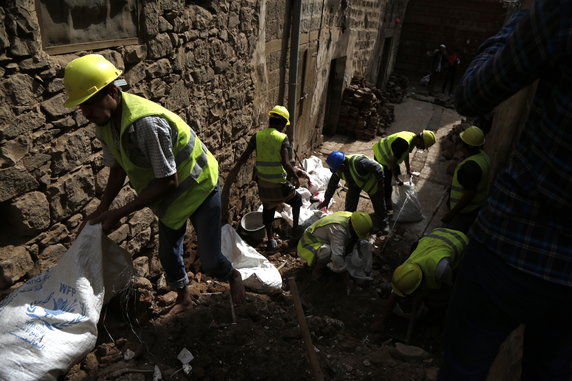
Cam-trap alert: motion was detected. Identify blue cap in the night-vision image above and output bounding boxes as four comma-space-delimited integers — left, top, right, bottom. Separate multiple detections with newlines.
326, 151, 345, 172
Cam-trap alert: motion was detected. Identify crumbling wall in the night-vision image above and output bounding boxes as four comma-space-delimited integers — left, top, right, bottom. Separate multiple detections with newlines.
0, 0, 394, 294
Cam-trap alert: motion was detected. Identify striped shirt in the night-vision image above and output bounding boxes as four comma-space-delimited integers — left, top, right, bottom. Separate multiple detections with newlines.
455, 0, 572, 286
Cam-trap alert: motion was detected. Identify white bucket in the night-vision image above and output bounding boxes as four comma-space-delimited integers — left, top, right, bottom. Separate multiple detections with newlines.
240, 211, 266, 241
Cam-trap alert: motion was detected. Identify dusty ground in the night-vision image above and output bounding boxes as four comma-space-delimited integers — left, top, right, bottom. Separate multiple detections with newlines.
64, 93, 460, 381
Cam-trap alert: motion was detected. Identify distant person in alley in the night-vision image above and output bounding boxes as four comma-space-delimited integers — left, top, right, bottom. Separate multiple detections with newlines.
63, 54, 244, 313
297, 211, 373, 279
372, 130, 436, 216
226, 105, 303, 251
442, 126, 490, 233
439, 0, 572, 379
319, 151, 389, 234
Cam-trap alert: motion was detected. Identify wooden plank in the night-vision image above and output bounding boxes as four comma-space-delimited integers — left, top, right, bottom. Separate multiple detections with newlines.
44, 37, 140, 55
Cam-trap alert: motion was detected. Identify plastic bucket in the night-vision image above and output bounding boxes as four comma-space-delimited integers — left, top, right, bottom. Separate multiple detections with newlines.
240, 211, 266, 241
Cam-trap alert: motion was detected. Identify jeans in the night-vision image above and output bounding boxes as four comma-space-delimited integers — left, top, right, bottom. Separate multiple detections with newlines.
439, 241, 572, 381
158, 182, 232, 289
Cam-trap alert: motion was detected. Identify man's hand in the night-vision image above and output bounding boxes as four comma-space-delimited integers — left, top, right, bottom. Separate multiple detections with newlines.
89, 209, 122, 233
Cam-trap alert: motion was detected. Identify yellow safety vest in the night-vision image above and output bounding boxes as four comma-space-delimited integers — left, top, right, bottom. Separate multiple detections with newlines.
450, 150, 491, 213
372, 131, 416, 167
255, 128, 287, 183
97, 92, 218, 230
339, 154, 381, 195
297, 211, 353, 265
408, 228, 469, 290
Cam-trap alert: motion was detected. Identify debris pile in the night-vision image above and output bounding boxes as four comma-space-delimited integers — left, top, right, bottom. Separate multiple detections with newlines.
337, 77, 396, 140
385, 74, 408, 104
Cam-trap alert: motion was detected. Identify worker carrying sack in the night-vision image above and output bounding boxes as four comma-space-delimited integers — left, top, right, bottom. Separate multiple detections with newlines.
0, 224, 133, 380
392, 178, 424, 222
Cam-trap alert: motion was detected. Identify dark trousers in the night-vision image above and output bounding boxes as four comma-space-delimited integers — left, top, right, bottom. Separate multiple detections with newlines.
439, 241, 572, 381
345, 184, 388, 227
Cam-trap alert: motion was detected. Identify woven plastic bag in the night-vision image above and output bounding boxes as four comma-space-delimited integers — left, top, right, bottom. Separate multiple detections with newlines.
0, 224, 133, 380
391, 179, 424, 222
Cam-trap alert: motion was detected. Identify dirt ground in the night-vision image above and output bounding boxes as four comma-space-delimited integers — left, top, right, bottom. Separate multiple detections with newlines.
64, 225, 443, 381
64, 94, 458, 381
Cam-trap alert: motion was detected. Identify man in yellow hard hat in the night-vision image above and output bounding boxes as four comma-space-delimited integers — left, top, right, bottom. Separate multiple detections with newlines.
318, 151, 389, 234
377, 228, 468, 336
372, 130, 436, 215
63, 54, 245, 313
442, 126, 490, 233
297, 211, 373, 279
226, 106, 304, 251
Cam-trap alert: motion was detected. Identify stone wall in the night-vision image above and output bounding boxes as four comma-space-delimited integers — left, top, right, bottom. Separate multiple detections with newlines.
0, 0, 394, 294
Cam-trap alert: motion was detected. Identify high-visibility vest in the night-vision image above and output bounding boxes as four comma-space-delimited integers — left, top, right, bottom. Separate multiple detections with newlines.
450, 150, 491, 213
255, 128, 287, 183
339, 154, 381, 195
297, 211, 353, 265
372, 131, 416, 167
97, 92, 218, 230
408, 228, 469, 290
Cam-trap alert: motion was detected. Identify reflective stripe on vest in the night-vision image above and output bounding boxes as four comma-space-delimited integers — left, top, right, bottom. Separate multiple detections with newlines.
96, 92, 218, 230
297, 211, 352, 265
340, 154, 380, 195
408, 228, 469, 290
450, 150, 491, 213
255, 128, 287, 183
372, 131, 416, 167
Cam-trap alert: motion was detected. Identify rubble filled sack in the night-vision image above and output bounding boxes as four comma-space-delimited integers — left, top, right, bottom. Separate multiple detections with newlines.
391, 179, 424, 222
221, 224, 282, 293
0, 224, 133, 380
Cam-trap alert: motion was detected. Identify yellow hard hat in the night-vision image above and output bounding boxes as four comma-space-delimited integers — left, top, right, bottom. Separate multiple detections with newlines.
460, 126, 485, 147
63, 54, 122, 108
350, 212, 373, 239
422, 130, 436, 148
268, 105, 290, 126
391, 263, 422, 297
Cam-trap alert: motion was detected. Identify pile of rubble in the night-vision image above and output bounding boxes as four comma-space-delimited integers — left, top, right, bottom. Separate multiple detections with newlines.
337, 76, 403, 140
385, 74, 408, 103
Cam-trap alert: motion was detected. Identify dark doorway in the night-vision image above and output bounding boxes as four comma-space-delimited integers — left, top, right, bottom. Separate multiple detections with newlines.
377, 37, 393, 89
322, 57, 346, 136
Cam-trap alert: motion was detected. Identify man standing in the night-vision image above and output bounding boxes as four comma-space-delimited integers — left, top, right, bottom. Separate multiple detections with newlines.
319, 152, 389, 233
297, 211, 373, 279
439, 0, 572, 379
228, 106, 302, 251
428, 44, 447, 95
63, 54, 245, 314
442, 126, 490, 233
372, 130, 436, 214
442, 49, 461, 96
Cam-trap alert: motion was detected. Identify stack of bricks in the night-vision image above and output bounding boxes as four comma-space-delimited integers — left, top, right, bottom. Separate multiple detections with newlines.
338, 78, 382, 140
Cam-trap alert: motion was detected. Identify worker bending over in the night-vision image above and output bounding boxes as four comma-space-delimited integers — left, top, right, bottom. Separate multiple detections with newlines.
229, 106, 303, 251
319, 152, 389, 234
372, 130, 436, 213
378, 228, 468, 336
442, 126, 491, 233
297, 211, 373, 279
63, 54, 244, 313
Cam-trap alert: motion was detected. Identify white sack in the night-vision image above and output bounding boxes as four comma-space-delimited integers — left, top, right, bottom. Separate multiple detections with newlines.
346, 240, 374, 281
391, 179, 424, 222
221, 224, 282, 293
0, 224, 133, 380
301, 155, 332, 193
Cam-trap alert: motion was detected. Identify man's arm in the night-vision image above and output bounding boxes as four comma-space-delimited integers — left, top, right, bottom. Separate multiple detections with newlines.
455, 0, 559, 116
317, 174, 341, 209
91, 173, 178, 232
281, 146, 300, 188
221, 136, 255, 219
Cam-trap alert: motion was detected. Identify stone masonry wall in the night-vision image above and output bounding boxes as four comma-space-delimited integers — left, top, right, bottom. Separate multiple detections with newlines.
0, 0, 393, 294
